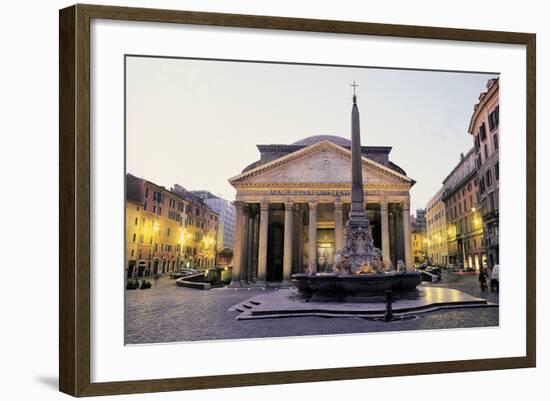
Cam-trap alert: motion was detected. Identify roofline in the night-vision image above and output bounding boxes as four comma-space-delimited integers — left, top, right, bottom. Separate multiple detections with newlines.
229, 140, 413, 185
127, 173, 204, 206
468, 78, 499, 134
441, 147, 475, 185
442, 169, 477, 201
257, 144, 393, 154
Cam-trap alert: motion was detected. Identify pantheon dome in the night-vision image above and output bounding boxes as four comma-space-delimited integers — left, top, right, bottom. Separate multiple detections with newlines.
292, 135, 351, 147
242, 134, 407, 176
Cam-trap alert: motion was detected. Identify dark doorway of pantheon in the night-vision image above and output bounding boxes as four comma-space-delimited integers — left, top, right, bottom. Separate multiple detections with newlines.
266, 222, 284, 281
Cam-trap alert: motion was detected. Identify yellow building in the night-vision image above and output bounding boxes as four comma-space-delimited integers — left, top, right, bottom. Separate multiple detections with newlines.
411, 231, 427, 265
171, 184, 219, 269
126, 175, 188, 277
425, 188, 448, 266
125, 199, 147, 277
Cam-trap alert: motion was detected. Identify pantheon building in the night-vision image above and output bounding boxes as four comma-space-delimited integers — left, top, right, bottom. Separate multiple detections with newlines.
228, 134, 415, 286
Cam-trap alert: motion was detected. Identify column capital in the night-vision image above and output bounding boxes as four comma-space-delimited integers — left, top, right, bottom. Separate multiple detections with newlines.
334, 200, 343, 210
284, 199, 294, 210
234, 201, 251, 213
260, 199, 269, 211
402, 199, 411, 211
380, 201, 389, 212
308, 201, 318, 211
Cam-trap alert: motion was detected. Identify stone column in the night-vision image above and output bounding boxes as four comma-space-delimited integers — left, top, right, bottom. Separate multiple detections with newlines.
240, 204, 250, 284
282, 201, 294, 283
257, 200, 269, 284
308, 202, 318, 275
247, 210, 257, 282
402, 200, 413, 268
334, 200, 344, 252
380, 201, 391, 269
229, 202, 244, 287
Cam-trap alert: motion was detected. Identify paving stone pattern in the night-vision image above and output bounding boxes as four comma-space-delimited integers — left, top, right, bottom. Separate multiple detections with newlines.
125, 271, 499, 344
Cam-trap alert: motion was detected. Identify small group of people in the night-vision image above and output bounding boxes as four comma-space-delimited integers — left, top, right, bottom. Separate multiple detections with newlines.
479, 263, 499, 292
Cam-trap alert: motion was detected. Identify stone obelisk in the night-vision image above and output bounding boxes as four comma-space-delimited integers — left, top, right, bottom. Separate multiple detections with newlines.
334, 83, 380, 274
348, 85, 370, 227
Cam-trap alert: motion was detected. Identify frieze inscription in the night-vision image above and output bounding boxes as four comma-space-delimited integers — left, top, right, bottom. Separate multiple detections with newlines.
268, 189, 393, 196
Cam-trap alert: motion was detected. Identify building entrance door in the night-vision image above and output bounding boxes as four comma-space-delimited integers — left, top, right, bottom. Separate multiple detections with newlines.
127, 261, 136, 278
266, 222, 284, 281
317, 244, 335, 272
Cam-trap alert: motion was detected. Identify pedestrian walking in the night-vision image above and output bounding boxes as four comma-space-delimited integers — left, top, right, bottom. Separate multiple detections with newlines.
479, 268, 487, 292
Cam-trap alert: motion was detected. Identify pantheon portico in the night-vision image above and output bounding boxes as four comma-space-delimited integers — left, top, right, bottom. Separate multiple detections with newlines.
228, 135, 415, 286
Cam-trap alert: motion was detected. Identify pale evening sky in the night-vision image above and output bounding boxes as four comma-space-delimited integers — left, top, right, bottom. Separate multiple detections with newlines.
126, 56, 497, 213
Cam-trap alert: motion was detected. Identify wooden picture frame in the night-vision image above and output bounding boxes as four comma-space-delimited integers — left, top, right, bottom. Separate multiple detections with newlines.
59, 3, 536, 397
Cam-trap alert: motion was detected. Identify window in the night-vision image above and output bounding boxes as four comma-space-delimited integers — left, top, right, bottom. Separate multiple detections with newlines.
479, 123, 487, 141
145, 187, 149, 198
493, 133, 499, 151
488, 106, 499, 131
474, 135, 480, 152
484, 144, 489, 160
479, 177, 486, 194
132, 233, 136, 242
495, 163, 499, 181
134, 217, 138, 226
486, 169, 493, 188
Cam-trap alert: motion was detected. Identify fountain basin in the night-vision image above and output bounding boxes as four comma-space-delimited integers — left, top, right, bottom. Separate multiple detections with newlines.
291, 271, 422, 300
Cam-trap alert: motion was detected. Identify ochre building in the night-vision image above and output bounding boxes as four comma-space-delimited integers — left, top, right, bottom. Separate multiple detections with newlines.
425, 188, 449, 266
125, 174, 219, 278
442, 149, 485, 270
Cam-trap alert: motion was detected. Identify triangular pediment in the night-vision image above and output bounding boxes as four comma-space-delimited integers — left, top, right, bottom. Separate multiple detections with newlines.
229, 140, 413, 187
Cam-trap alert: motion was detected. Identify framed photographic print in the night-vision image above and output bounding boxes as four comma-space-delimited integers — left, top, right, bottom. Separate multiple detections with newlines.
59, 4, 536, 397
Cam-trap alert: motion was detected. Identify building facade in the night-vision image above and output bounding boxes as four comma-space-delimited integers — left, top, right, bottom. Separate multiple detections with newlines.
469, 78, 499, 268
126, 175, 189, 277
442, 149, 485, 270
411, 231, 427, 265
412, 208, 427, 233
191, 191, 236, 254
125, 175, 219, 278
425, 188, 448, 266
227, 131, 415, 286
411, 209, 427, 264
171, 185, 219, 269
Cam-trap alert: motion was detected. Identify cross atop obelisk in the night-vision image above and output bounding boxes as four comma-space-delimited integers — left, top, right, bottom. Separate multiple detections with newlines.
350, 81, 359, 103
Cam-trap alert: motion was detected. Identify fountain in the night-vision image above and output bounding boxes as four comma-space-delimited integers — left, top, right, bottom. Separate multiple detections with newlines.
291, 84, 421, 300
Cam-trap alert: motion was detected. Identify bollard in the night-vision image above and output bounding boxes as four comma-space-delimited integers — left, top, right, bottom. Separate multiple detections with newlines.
384, 290, 393, 322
